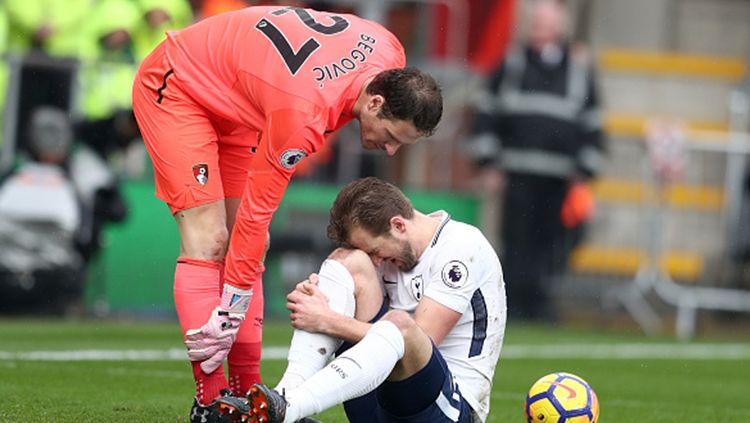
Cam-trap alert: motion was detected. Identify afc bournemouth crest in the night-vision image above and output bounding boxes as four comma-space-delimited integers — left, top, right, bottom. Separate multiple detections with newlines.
280, 149, 307, 169
441, 260, 468, 289
192, 163, 209, 186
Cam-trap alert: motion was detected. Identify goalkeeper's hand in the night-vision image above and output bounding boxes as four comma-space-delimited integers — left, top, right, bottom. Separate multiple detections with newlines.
185, 284, 252, 374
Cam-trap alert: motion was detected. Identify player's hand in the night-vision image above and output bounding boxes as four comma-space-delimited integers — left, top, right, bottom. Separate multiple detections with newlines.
293, 273, 319, 296
185, 284, 252, 374
287, 283, 332, 333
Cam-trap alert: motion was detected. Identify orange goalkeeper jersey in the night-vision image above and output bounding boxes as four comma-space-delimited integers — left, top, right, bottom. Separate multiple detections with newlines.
164, 6, 406, 289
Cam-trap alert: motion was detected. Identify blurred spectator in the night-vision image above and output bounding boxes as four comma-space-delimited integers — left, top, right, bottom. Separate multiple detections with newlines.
133, 0, 194, 61
0, 107, 127, 312
78, 0, 139, 121
4, 0, 92, 58
467, 0, 606, 321
197, 0, 320, 19
198, 0, 252, 19
0, 6, 9, 124
76, 0, 143, 172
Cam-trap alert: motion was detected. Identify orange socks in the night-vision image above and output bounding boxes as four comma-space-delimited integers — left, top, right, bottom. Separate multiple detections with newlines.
174, 257, 266, 401
228, 277, 264, 394
228, 341, 262, 395
174, 257, 228, 404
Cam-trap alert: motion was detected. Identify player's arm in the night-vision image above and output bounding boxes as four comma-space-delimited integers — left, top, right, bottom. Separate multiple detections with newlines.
307, 280, 463, 347
287, 277, 372, 344
418, 249, 480, 346
223, 109, 323, 291
289, 272, 463, 347
286, 273, 371, 343
413, 297, 462, 346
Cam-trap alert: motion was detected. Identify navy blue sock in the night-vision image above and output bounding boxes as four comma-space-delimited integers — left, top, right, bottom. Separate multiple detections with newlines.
377, 350, 444, 416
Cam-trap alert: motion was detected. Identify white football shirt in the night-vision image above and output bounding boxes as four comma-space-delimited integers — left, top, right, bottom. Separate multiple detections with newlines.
381, 211, 506, 422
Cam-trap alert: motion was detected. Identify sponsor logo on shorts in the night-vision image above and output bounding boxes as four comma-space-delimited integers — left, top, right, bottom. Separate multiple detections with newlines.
280, 149, 307, 169
192, 163, 208, 186
441, 260, 468, 289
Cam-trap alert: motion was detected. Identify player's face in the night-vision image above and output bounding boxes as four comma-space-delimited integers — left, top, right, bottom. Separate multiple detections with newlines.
358, 100, 422, 156
348, 226, 419, 271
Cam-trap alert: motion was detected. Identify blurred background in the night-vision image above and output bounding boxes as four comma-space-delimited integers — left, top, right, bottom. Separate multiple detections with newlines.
1, 0, 750, 341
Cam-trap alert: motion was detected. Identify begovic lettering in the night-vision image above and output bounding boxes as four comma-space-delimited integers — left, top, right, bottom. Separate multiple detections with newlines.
312, 33, 377, 87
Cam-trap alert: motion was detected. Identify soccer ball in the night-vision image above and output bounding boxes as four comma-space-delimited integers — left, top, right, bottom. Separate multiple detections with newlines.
524, 372, 599, 423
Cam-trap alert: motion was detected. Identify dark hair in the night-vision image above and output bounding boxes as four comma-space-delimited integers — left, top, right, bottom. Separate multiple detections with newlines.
366, 67, 443, 137
328, 177, 414, 245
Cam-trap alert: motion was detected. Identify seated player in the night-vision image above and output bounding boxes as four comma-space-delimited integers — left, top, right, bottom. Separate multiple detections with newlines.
224, 177, 507, 422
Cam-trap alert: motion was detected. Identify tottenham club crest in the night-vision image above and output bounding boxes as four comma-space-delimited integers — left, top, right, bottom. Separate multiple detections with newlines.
192, 163, 209, 186
410, 275, 424, 300
441, 260, 468, 289
280, 149, 307, 169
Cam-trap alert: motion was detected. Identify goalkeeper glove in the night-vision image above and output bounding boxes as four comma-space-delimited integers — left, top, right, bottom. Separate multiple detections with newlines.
185, 284, 252, 374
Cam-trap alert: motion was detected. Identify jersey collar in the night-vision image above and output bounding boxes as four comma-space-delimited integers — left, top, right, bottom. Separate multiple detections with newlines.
428, 210, 452, 249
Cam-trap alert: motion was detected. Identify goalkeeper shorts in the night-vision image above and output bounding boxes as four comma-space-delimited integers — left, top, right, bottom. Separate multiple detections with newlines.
133, 42, 258, 214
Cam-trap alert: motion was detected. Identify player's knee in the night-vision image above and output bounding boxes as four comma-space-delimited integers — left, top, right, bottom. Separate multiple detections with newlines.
201, 226, 230, 260
327, 247, 362, 262
328, 248, 374, 277
325, 248, 382, 322
382, 310, 416, 337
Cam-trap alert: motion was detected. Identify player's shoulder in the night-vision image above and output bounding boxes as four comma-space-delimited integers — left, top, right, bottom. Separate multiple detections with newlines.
439, 217, 487, 250
439, 214, 499, 254
427, 214, 492, 263
427, 220, 488, 292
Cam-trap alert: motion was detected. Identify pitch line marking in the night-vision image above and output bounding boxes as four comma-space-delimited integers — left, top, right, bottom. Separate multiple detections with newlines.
1, 343, 749, 361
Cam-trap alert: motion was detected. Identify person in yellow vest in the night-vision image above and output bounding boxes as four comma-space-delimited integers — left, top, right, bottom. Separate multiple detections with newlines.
133, 0, 193, 62
78, 0, 140, 121
0, 6, 9, 134
76, 0, 141, 163
4, 0, 93, 58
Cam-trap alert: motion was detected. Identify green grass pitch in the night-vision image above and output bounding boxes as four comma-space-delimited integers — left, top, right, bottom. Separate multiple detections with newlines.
1, 318, 749, 422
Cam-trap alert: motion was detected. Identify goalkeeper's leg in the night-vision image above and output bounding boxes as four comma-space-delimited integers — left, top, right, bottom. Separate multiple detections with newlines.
174, 257, 229, 406
227, 230, 269, 396
228, 276, 264, 395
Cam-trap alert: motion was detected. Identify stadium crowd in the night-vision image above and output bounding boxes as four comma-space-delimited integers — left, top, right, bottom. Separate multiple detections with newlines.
0, 0, 357, 311
0, 0, 599, 321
